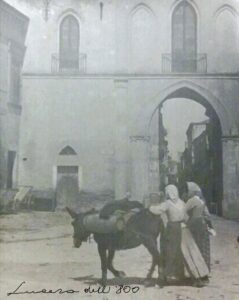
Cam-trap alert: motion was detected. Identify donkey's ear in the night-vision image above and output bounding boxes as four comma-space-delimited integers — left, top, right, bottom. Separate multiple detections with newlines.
65, 207, 77, 219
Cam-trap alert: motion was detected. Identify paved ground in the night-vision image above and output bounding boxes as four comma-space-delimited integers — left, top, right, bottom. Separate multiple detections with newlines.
0, 211, 239, 300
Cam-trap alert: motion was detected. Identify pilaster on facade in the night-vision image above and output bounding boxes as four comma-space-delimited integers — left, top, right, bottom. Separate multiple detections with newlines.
130, 135, 150, 202
221, 136, 239, 218
113, 79, 130, 200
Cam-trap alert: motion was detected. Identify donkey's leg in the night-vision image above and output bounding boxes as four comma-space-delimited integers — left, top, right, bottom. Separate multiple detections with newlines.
142, 237, 162, 286
147, 259, 156, 279
107, 249, 126, 278
143, 239, 158, 279
97, 243, 108, 285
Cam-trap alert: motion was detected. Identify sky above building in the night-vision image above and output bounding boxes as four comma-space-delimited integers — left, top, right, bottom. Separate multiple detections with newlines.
161, 98, 207, 160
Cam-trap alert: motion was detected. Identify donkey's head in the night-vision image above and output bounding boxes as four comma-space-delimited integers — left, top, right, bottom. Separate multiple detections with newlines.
66, 207, 94, 248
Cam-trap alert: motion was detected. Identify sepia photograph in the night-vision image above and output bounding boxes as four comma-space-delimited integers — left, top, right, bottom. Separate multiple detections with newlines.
0, 0, 239, 299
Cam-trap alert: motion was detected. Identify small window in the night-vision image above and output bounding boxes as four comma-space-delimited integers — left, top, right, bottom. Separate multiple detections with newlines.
59, 15, 79, 70
59, 146, 77, 155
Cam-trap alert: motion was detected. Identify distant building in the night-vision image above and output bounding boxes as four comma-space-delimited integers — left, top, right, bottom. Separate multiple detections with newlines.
0, 0, 29, 189
149, 110, 179, 191
167, 158, 179, 186
179, 119, 222, 214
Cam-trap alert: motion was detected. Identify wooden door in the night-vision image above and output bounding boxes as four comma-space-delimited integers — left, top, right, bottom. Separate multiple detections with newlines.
56, 166, 79, 209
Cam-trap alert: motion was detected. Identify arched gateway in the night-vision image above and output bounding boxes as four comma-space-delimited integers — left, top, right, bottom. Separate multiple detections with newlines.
128, 82, 238, 218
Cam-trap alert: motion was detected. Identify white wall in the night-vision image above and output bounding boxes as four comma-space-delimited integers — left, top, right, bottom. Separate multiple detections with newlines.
4, 0, 239, 74
18, 75, 239, 191
18, 77, 116, 191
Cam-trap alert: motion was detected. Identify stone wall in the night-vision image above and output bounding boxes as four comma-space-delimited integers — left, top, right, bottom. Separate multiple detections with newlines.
0, 1, 28, 189
3, 0, 239, 75
2, 0, 239, 217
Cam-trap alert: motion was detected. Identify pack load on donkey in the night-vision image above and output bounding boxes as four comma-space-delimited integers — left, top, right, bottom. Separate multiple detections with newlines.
66, 200, 163, 286
83, 211, 125, 233
82, 198, 144, 234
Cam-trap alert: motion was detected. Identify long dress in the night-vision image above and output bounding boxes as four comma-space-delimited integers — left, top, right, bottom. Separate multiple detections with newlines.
150, 187, 209, 281
185, 195, 211, 271
150, 198, 186, 280
163, 220, 184, 279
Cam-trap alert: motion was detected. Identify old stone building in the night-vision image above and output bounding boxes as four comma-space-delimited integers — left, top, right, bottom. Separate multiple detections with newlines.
0, 0, 28, 190
2, 0, 239, 218
179, 119, 223, 214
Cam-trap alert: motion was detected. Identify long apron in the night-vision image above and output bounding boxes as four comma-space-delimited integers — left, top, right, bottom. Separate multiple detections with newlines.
161, 220, 209, 280
162, 221, 184, 279
181, 225, 209, 279
187, 217, 211, 271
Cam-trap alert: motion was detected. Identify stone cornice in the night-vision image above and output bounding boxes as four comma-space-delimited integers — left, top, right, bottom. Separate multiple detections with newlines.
222, 136, 239, 141
22, 73, 239, 80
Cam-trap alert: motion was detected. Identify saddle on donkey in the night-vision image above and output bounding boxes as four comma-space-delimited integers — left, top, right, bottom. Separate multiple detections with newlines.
99, 197, 144, 219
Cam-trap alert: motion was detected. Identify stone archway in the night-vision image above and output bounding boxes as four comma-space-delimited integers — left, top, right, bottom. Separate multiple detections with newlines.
134, 81, 232, 136
158, 89, 223, 215
130, 81, 238, 218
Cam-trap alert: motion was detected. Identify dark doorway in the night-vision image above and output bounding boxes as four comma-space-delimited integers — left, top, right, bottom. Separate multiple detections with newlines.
56, 165, 79, 209
172, 1, 197, 72
7, 151, 16, 189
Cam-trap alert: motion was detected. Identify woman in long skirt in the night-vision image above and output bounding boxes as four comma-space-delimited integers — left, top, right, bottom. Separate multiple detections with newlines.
150, 184, 209, 286
149, 185, 186, 282
185, 182, 214, 274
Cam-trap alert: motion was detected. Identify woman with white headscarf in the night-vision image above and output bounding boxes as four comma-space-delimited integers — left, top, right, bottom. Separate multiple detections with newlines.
185, 182, 214, 273
150, 184, 186, 283
150, 184, 210, 286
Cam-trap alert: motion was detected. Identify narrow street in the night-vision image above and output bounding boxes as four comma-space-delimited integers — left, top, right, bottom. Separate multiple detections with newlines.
0, 211, 239, 300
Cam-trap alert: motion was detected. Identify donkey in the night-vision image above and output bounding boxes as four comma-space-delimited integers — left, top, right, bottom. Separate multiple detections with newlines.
66, 205, 164, 286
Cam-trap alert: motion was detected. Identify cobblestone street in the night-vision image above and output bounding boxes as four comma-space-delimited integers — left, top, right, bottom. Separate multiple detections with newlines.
0, 211, 239, 300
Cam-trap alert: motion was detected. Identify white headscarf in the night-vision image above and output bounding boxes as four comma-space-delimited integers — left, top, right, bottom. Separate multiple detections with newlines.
187, 182, 203, 198
165, 184, 179, 202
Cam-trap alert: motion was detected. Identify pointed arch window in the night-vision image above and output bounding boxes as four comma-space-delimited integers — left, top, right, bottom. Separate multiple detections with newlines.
59, 15, 79, 70
172, 1, 197, 72
59, 146, 77, 155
